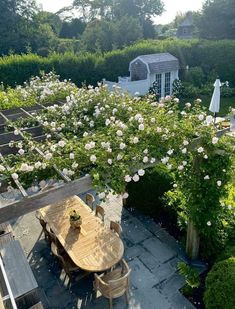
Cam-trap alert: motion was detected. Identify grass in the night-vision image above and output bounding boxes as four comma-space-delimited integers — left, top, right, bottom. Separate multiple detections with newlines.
181, 96, 235, 117
200, 96, 235, 116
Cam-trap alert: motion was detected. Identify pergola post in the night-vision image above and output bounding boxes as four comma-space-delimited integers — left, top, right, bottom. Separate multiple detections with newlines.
186, 220, 200, 259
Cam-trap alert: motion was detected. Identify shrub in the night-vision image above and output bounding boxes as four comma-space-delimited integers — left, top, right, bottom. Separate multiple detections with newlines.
204, 258, 235, 309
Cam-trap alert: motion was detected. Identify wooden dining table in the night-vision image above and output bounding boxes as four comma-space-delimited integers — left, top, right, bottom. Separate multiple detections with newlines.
38, 195, 124, 272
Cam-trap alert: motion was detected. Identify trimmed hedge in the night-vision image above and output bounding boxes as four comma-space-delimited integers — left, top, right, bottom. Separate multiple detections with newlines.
1, 39, 235, 87
204, 258, 235, 309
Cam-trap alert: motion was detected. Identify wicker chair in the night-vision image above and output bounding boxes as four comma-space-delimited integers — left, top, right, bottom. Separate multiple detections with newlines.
35, 211, 50, 242
94, 259, 131, 309
110, 221, 122, 237
95, 205, 105, 222
85, 193, 95, 210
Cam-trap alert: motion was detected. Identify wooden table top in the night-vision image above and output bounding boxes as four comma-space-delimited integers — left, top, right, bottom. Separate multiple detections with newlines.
39, 195, 124, 272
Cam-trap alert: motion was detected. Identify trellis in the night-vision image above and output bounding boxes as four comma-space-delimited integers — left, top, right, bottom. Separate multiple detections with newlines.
0, 103, 93, 224
0, 102, 232, 259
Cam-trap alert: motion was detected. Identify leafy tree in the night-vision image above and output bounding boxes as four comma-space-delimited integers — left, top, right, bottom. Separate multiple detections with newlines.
198, 0, 235, 39
113, 16, 143, 49
60, 18, 86, 38
73, 0, 164, 21
0, 0, 38, 54
35, 11, 62, 35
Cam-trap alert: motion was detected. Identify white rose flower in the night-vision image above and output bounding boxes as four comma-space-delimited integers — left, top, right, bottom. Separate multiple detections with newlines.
228, 205, 232, 210
85, 143, 91, 150
167, 149, 174, 155
204, 155, 208, 159
206, 115, 213, 124
132, 174, 140, 182
217, 180, 222, 187
120, 143, 126, 150
72, 162, 78, 169
204, 175, 210, 180
183, 140, 189, 146
197, 147, 204, 153
117, 154, 123, 161
98, 192, 106, 199
143, 156, 149, 163
105, 119, 111, 126
90, 155, 97, 163
128, 107, 132, 112
138, 169, 145, 176
182, 161, 187, 166
107, 159, 112, 165
122, 192, 129, 199
161, 157, 169, 164
35, 161, 42, 169
212, 137, 219, 144
178, 165, 184, 171
156, 127, 162, 133
198, 114, 204, 121
18, 148, 24, 155
134, 113, 142, 120
151, 118, 156, 123
143, 149, 148, 154
174, 98, 179, 103
150, 158, 156, 164
138, 124, 144, 131
14, 129, 20, 135
0, 165, 5, 172
83, 132, 88, 137
173, 184, 177, 188
207, 221, 211, 226
167, 164, 172, 170
69, 153, 75, 159
133, 137, 139, 144
116, 130, 123, 137
196, 98, 202, 103
12, 173, 18, 180
124, 175, 132, 182
182, 148, 187, 154
138, 117, 144, 123
58, 140, 66, 147
185, 102, 191, 108
45, 153, 52, 160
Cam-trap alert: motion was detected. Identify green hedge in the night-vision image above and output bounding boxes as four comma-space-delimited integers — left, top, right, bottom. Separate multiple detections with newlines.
1, 39, 235, 87
204, 258, 235, 309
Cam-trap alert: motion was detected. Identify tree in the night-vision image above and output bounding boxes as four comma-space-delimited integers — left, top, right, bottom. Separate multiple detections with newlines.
81, 16, 143, 52
198, 0, 235, 39
60, 18, 86, 38
0, 0, 38, 54
73, 0, 164, 21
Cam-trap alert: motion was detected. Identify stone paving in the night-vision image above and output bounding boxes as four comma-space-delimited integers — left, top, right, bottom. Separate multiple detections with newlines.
11, 193, 198, 309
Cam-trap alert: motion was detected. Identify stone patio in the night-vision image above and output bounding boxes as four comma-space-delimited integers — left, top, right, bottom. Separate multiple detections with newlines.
11, 193, 198, 309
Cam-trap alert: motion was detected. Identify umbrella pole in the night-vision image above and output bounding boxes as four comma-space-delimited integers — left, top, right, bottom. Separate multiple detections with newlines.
214, 112, 217, 125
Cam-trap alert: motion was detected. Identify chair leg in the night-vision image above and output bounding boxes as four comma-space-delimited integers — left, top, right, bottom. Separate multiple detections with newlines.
109, 297, 113, 309
125, 290, 129, 305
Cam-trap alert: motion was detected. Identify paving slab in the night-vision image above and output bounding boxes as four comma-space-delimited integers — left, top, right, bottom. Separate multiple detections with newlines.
128, 257, 160, 289
142, 237, 177, 264
121, 217, 152, 244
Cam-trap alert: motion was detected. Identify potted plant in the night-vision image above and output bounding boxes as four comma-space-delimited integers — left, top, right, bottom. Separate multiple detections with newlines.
69, 210, 82, 228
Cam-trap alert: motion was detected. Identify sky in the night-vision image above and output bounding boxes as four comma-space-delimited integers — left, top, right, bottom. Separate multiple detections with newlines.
38, 0, 204, 24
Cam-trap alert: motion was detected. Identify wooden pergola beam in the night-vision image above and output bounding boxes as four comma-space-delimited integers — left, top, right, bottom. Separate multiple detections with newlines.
0, 175, 92, 224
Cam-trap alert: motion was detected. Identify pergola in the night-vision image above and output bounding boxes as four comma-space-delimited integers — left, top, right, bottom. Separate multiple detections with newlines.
0, 98, 232, 259
0, 102, 93, 224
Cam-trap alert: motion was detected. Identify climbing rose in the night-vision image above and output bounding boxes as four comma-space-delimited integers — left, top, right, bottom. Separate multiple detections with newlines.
212, 137, 219, 144
132, 174, 140, 182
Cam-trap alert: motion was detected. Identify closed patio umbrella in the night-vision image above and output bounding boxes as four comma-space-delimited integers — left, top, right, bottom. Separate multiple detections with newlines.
209, 79, 222, 119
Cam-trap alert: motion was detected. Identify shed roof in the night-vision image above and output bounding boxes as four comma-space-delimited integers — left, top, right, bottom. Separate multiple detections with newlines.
130, 53, 179, 74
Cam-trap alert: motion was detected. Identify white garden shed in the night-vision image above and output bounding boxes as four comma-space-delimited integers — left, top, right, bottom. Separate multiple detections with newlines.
104, 53, 179, 97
